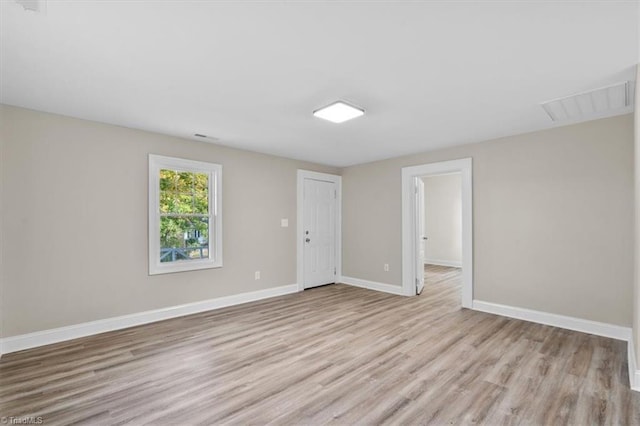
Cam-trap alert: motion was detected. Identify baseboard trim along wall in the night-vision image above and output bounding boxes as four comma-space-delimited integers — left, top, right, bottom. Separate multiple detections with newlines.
340, 276, 407, 296
473, 299, 638, 390
3, 284, 639, 391
627, 337, 640, 392
0, 284, 299, 355
424, 259, 462, 268
472, 300, 631, 341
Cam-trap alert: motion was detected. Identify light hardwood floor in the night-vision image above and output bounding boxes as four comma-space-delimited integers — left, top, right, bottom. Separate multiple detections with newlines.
424, 263, 462, 287
1, 267, 639, 425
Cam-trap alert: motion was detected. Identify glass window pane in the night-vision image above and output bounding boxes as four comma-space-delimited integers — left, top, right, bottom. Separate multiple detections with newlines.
193, 192, 208, 214
160, 216, 210, 263
151, 156, 222, 274
159, 169, 177, 191
159, 169, 209, 214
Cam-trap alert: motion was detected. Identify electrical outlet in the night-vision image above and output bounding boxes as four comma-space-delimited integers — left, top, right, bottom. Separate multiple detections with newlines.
255, 271, 261, 280
281, 218, 289, 227
384, 264, 389, 272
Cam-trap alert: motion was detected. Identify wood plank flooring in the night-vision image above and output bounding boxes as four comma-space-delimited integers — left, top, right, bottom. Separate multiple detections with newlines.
1, 266, 639, 425
424, 263, 463, 286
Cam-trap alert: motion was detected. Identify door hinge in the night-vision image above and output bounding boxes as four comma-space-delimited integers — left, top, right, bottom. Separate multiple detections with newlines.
334, 267, 337, 275
334, 189, 337, 199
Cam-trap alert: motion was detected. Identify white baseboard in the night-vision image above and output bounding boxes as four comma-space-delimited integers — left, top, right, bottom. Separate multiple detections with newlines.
472, 299, 639, 391
424, 259, 462, 268
628, 336, 640, 391
340, 276, 407, 296
0, 284, 299, 355
3, 285, 638, 392
472, 300, 631, 341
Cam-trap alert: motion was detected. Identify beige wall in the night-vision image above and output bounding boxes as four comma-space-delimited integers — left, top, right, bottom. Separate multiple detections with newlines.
0, 105, 339, 337
423, 174, 462, 266
343, 114, 634, 326
1, 105, 634, 337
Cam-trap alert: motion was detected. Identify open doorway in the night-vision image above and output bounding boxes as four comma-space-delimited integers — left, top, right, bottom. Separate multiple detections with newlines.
401, 158, 473, 307
419, 173, 462, 296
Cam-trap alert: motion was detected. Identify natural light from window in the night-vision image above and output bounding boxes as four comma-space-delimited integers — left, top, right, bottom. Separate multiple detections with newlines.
149, 155, 222, 274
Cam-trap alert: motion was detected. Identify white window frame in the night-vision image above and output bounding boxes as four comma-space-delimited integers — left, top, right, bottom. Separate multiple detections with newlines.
148, 154, 223, 275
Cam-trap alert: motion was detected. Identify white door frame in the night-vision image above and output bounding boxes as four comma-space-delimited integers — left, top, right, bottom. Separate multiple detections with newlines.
416, 177, 425, 295
297, 170, 342, 292
401, 158, 473, 307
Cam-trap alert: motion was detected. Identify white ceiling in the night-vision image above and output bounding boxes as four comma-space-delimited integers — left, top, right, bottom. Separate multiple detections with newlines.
1, 1, 638, 167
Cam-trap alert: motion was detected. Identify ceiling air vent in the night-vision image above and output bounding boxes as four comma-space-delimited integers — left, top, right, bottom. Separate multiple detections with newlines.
540, 81, 633, 122
15, 0, 42, 12
194, 133, 219, 141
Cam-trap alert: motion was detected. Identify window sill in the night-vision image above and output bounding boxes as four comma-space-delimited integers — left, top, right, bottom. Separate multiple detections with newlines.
149, 259, 223, 275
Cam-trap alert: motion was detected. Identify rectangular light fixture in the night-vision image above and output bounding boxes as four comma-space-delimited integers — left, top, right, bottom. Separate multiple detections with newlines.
313, 101, 364, 123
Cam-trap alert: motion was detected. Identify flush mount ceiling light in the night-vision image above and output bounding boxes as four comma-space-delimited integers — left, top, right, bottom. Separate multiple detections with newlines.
540, 81, 632, 122
313, 101, 365, 124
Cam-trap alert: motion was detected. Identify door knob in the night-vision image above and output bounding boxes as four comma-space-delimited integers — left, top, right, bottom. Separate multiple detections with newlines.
305, 238, 311, 243
422, 237, 428, 240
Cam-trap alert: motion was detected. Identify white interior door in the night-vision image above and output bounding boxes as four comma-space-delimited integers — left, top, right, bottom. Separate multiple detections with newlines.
303, 178, 336, 288
416, 178, 425, 294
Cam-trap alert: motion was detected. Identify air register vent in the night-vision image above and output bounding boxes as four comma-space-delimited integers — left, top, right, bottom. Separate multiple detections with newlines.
540, 81, 633, 122
194, 133, 219, 141
15, 0, 42, 12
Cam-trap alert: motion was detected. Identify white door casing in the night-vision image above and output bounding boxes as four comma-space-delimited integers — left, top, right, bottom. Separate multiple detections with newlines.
416, 177, 425, 295
401, 158, 473, 307
296, 170, 342, 291
303, 178, 336, 288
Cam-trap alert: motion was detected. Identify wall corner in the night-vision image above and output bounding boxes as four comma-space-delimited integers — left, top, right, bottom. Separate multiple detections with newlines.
634, 63, 640, 372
